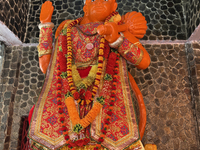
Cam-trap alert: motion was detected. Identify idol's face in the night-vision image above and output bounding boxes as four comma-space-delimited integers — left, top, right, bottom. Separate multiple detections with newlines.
83, 0, 117, 22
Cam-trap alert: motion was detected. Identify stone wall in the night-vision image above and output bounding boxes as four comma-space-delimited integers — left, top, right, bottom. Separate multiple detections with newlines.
186, 41, 200, 141
0, 46, 22, 150
0, 42, 5, 79
1, 0, 200, 42
0, 0, 29, 42
0, 43, 199, 149
26, 0, 187, 43
183, 0, 200, 38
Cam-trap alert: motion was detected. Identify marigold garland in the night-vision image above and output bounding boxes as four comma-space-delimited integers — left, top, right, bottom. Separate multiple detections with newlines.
56, 11, 120, 149
94, 52, 120, 150
56, 55, 71, 148
55, 17, 107, 134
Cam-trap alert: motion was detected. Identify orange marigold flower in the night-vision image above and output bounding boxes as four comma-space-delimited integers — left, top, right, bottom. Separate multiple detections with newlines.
56, 91, 61, 95
111, 90, 116, 94
113, 82, 117, 86
57, 83, 61, 87
110, 97, 115, 101
59, 114, 64, 118
61, 123, 66, 127
96, 144, 101, 148
100, 134, 105, 138
113, 75, 118, 78
58, 105, 62, 109
106, 116, 111, 120
109, 106, 113, 110
104, 124, 108, 128
57, 98, 62, 101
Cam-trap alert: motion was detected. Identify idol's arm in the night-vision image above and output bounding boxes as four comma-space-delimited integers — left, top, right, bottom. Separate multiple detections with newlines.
117, 35, 150, 70
97, 11, 150, 69
38, 1, 54, 74
38, 27, 53, 74
118, 12, 150, 70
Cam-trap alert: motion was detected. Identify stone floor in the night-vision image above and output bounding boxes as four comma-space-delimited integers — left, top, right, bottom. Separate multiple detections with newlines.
0, 42, 200, 149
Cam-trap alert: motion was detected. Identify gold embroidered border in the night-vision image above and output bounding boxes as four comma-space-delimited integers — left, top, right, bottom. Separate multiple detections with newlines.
29, 39, 66, 149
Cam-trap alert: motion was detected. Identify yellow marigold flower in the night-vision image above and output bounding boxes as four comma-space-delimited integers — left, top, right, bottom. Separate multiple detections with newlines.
69, 83, 73, 87
67, 59, 72, 63
97, 68, 102, 72
67, 66, 72, 69
67, 37, 71, 40
77, 99, 81, 103
95, 75, 101, 79
67, 72, 72, 76
92, 88, 96, 92
71, 90, 76, 94
67, 52, 72, 56
67, 46, 72, 49
100, 44, 104, 48
98, 56, 103, 61
67, 41, 71, 44
93, 86, 98, 90
98, 63, 103, 68
100, 38, 105, 43
86, 100, 91, 105
68, 77, 73, 82
67, 33, 71, 36
94, 80, 100, 85
99, 49, 104, 55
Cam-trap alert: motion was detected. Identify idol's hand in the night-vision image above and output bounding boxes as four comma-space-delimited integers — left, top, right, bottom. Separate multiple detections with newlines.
122, 11, 147, 39
40, 1, 54, 23
97, 22, 127, 43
